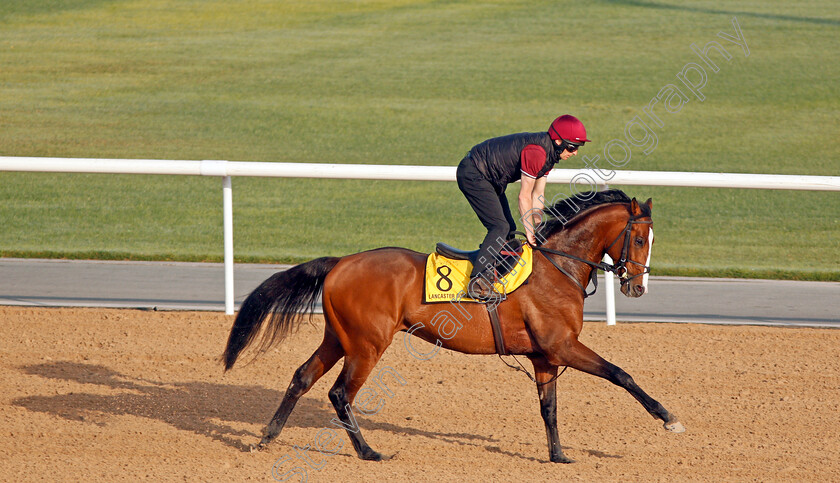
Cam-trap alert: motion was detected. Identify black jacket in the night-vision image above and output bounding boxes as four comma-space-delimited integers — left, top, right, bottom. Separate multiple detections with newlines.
467, 132, 559, 194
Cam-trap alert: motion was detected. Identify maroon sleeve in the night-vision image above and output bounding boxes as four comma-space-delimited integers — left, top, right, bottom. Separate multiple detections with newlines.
520, 144, 548, 178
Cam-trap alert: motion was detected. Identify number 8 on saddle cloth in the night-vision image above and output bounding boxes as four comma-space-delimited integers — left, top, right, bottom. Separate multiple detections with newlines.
423, 240, 533, 303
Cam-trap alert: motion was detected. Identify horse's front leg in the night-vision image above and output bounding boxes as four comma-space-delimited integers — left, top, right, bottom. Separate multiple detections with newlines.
562, 338, 685, 433
528, 355, 574, 463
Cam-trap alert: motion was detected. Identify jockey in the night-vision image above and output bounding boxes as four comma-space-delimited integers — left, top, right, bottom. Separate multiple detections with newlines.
456, 114, 590, 300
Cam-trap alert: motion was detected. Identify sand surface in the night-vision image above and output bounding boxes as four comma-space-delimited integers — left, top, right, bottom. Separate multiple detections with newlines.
1, 306, 838, 482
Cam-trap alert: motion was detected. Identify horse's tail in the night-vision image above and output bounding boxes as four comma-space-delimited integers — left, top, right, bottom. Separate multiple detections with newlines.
222, 256, 342, 371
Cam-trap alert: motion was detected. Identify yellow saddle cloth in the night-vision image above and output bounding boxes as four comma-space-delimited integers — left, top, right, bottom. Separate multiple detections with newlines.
423, 245, 534, 303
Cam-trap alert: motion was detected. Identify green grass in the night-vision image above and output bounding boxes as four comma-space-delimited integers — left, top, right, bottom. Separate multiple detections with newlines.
0, 1, 838, 280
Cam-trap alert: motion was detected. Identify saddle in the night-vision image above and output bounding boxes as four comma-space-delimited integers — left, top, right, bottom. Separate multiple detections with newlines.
435, 238, 525, 281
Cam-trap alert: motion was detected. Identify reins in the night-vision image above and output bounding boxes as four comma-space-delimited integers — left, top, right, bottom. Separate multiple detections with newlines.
531, 245, 610, 298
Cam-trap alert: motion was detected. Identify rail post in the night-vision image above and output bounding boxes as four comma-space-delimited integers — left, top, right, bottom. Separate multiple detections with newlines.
222, 175, 234, 315
599, 183, 617, 325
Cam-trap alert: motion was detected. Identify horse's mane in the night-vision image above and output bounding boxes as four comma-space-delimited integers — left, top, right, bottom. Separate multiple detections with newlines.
538, 189, 642, 239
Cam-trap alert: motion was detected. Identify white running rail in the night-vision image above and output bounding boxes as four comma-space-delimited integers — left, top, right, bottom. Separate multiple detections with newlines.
3, 156, 838, 316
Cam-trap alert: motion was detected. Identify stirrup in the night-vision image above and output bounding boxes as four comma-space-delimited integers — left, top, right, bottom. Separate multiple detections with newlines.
466, 277, 490, 300
467, 276, 503, 303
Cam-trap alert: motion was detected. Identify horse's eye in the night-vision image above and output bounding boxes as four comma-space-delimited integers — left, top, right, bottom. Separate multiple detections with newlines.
634, 236, 645, 247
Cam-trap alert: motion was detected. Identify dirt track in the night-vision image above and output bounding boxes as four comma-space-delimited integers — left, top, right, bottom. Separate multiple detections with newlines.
1, 306, 838, 482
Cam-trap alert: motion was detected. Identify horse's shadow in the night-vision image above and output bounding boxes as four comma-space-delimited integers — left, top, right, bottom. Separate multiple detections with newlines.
14, 361, 280, 451
8, 362, 520, 459
13, 361, 621, 462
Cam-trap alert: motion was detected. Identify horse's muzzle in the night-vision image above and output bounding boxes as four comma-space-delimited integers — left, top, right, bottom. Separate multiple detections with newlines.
620, 279, 647, 298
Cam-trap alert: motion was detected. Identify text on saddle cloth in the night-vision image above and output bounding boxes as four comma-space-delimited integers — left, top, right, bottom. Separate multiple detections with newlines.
424, 245, 533, 303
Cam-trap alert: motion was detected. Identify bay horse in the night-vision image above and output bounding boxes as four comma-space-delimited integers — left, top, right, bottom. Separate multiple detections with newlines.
222, 189, 684, 463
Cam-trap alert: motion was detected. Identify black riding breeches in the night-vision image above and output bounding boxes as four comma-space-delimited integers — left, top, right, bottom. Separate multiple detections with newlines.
456, 156, 517, 278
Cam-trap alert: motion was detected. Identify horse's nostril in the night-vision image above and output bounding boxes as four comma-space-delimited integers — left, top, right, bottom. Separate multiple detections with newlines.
634, 285, 645, 296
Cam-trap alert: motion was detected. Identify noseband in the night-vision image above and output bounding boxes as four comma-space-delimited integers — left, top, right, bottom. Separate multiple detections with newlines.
531, 213, 652, 298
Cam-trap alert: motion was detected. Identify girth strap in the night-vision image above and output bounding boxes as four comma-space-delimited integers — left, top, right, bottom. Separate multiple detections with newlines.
486, 304, 507, 355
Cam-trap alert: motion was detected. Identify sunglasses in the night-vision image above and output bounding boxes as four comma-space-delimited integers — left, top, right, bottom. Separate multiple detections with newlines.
562, 140, 582, 153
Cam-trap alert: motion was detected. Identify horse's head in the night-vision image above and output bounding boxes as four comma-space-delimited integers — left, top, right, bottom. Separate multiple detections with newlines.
607, 198, 653, 298
536, 190, 655, 299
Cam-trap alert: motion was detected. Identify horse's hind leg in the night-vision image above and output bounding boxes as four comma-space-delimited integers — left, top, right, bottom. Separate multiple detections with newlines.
328, 350, 388, 461
562, 339, 685, 433
257, 331, 344, 450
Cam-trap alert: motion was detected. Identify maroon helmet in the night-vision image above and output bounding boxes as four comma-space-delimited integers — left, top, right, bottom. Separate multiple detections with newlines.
548, 115, 591, 144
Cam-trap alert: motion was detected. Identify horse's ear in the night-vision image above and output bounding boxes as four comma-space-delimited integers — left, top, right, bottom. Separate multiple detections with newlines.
645, 198, 653, 210
630, 197, 643, 216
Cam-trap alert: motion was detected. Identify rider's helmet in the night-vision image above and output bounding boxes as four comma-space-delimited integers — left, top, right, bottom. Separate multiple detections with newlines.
548, 115, 591, 144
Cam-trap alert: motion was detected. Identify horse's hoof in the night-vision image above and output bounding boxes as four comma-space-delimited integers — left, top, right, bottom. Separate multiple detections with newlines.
664, 421, 686, 433
250, 442, 268, 453
361, 450, 384, 461
551, 454, 575, 464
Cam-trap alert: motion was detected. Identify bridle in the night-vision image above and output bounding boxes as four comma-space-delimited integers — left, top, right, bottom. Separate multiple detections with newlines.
530, 212, 652, 298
